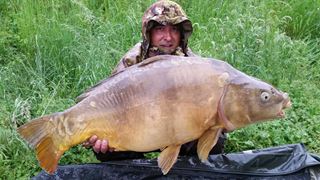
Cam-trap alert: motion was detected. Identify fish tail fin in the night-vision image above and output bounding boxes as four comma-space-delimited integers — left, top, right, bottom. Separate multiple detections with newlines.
17, 113, 66, 174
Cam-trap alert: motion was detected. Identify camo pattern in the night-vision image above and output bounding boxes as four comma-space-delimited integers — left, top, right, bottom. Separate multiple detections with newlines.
112, 0, 194, 74
141, 0, 193, 60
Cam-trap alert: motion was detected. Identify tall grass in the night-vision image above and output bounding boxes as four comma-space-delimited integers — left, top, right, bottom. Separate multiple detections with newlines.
0, 0, 319, 178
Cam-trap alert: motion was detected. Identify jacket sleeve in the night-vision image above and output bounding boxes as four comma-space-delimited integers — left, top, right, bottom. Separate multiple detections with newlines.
111, 42, 143, 75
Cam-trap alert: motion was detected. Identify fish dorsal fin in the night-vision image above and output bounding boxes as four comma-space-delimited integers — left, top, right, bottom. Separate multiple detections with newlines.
75, 69, 126, 103
75, 78, 109, 103
77, 55, 171, 103
158, 144, 181, 175
197, 128, 222, 162
138, 55, 169, 67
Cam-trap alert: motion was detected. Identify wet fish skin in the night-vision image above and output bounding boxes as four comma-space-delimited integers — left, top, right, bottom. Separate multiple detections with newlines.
17, 55, 291, 175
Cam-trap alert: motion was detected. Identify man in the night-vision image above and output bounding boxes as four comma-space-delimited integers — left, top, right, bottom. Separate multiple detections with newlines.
83, 0, 226, 161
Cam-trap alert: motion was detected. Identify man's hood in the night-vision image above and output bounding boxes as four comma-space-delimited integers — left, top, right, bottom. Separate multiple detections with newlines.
141, 0, 193, 59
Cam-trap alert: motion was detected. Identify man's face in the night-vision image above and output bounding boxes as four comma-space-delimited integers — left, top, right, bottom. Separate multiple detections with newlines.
150, 24, 181, 54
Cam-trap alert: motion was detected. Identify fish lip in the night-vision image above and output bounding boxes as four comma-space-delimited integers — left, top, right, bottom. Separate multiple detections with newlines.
277, 110, 285, 118
282, 93, 291, 109
284, 99, 292, 108
277, 99, 291, 118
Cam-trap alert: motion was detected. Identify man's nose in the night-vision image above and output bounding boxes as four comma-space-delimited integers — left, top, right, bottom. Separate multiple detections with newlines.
163, 29, 173, 41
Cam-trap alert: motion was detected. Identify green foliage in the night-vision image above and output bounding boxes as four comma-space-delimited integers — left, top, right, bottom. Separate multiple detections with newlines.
275, 0, 320, 40
1, 0, 319, 178
144, 152, 160, 159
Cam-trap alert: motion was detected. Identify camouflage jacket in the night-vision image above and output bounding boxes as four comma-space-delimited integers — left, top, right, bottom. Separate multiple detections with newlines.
111, 41, 199, 75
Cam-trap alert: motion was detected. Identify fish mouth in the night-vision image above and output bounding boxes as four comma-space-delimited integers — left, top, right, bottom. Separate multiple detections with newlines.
277, 110, 286, 118
277, 97, 292, 118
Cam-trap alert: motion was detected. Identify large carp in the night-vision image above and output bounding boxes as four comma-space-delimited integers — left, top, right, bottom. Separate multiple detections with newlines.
18, 55, 291, 175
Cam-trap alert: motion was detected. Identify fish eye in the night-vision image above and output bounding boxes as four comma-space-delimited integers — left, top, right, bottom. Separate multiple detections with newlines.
260, 92, 270, 102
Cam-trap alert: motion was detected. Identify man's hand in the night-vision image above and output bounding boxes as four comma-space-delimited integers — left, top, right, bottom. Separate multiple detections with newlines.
82, 135, 114, 153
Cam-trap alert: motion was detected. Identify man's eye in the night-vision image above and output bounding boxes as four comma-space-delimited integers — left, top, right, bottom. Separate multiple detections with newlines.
172, 26, 179, 32
154, 26, 164, 31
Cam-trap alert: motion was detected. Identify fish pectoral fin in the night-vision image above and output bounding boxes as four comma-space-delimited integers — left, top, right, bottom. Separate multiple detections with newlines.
197, 128, 223, 162
157, 144, 181, 175
160, 147, 166, 151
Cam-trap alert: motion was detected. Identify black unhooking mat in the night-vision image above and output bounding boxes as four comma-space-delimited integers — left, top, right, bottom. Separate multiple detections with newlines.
32, 143, 320, 179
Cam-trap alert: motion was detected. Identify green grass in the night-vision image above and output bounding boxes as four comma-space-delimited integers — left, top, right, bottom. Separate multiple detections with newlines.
1, 0, 319, 178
